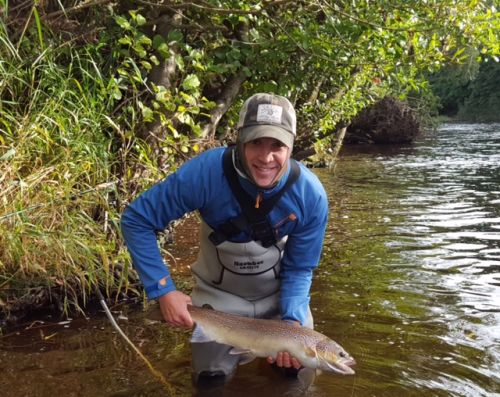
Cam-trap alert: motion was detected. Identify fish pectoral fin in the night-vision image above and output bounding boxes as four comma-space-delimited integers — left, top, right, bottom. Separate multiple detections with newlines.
228, 348, 256, 365
190, 325, 214, 343
237, 353, 257, 365
305, 346, 317, 358
297, 367, 317, 391
228, 347, 252, 355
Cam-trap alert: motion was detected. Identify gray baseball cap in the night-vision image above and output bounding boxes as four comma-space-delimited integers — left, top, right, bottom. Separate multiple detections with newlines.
236, 93, 296, 148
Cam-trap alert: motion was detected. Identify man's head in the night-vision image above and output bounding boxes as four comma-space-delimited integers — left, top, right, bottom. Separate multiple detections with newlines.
236, 93, 296, 149
236, 93, 296, 188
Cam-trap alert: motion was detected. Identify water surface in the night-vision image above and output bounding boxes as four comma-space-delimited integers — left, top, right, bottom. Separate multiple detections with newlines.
316, 123, 500, 397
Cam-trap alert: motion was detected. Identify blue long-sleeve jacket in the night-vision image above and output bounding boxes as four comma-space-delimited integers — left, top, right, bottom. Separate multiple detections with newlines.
121, 147, 328, 325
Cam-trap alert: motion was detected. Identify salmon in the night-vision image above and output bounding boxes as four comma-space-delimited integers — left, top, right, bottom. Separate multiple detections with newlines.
188, 305, 356, 377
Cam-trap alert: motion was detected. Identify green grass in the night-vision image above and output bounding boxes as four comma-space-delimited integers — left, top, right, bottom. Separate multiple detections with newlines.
0, 18, 149, 321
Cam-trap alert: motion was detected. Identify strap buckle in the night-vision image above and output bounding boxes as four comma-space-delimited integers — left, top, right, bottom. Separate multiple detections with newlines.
251, 219, 276, 247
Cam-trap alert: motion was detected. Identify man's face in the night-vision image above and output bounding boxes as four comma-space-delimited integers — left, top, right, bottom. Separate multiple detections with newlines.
243, 137, 290, 188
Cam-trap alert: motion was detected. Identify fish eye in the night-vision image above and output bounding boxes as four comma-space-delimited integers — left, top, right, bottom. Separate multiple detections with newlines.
339, 351, 346, 358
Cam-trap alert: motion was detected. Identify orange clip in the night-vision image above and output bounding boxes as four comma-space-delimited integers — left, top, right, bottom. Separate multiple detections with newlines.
255, 193, 262, 209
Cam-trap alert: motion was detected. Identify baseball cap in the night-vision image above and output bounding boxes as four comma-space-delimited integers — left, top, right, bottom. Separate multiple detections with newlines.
236, 93, 296, 148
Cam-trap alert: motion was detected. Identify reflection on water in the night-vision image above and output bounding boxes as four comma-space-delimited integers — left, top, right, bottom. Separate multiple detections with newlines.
1, 123, 499, 396
317, 123, 500, 397
0, 310, 193, 396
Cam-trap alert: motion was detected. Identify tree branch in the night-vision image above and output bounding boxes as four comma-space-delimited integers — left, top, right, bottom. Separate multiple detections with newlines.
307, 77, 325, 104
137, 0, 295, 15
320, 0, 442, 33
293, 148, 316, 161
42, 0, 113, 20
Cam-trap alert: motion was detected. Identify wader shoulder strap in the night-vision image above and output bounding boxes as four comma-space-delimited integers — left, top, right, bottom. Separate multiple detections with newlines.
209, 146, 300, 247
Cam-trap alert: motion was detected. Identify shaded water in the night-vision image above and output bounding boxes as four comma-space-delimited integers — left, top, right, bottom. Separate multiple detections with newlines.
1, 123, 499, 396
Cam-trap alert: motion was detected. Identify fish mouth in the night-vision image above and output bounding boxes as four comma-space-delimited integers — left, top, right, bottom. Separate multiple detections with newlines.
340, 357, 356, 375
325, 357, 356, 375
337, 360, 356, 375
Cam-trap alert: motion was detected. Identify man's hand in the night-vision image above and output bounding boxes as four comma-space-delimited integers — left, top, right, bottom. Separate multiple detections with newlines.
267, 352, 302, 369
266, 320, 302, 369
158, 290, 193, 328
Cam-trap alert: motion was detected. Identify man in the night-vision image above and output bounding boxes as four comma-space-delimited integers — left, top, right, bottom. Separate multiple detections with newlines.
121, 93, 328, 385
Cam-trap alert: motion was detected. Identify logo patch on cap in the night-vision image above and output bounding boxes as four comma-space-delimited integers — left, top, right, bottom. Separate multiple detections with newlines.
256, 104, 283, 124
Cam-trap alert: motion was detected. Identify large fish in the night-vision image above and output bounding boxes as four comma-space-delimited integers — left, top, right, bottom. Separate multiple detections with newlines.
188, 305, 356, 378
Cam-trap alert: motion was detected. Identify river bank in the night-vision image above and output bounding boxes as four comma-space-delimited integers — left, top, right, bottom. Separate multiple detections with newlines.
0, 213, 201, 331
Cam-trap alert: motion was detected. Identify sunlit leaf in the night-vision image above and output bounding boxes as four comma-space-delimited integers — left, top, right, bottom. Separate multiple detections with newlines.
182, 74, 200, 91
136, 14, 147, 26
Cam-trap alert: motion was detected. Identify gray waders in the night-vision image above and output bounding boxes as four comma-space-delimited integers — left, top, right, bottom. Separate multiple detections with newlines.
190, 221, 313, 382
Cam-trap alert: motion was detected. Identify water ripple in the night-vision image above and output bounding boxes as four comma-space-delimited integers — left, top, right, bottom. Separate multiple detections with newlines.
325, 123, 500, 397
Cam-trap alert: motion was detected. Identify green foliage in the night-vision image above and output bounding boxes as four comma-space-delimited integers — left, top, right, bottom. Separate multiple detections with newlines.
429, 53, 500, 121
111, 8, 214, 156
428, 56, 481, 116
458, 59, 500, 121
104, 0, 499, 150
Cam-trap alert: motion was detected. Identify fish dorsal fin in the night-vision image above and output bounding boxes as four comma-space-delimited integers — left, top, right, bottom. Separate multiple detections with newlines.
191, 324, 214, 343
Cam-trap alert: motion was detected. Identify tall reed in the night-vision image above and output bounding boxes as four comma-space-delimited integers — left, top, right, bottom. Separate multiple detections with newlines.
0, 13, 154, 320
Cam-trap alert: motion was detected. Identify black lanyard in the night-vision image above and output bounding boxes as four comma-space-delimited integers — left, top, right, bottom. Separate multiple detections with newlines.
209, 146, 300, 248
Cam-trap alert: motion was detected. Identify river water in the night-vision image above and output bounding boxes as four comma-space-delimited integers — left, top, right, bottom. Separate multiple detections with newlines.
1, 123, 499, 396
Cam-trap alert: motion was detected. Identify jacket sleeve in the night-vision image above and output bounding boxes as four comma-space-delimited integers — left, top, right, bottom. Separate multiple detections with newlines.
279, 177, 328, 326
120, 152, 216, 299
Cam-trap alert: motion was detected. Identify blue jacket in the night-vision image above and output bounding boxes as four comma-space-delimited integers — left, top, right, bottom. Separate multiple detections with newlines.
121, 147, 328, 325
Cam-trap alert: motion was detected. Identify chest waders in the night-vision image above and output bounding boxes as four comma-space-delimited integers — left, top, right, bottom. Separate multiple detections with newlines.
190, 147, 313, 381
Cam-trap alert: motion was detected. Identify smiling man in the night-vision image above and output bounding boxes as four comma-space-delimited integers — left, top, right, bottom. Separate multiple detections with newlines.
121, 93, 328, 387
243, 137, 288, 187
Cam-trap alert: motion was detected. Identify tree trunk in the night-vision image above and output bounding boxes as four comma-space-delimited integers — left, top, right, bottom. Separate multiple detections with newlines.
200, 23, 249, 140
307, 77, 325, 104
329, 125, 347, 170
200, 69, 247, 140
137, 13, 182, 149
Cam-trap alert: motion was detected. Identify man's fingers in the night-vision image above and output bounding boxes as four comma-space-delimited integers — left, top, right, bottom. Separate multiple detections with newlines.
276, 351, 284, 367
183, 314, 194, 328
276, 352, 293, 368
291, 357, 301, 369
271, 352, 302, 369
282, 352, 293, 368
169, 314, 193, 329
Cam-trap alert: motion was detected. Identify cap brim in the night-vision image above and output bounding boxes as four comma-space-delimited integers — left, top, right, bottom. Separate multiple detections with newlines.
239, 125, 294, 148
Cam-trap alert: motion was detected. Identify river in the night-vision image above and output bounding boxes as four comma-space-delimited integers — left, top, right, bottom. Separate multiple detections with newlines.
1, 123, 499, 396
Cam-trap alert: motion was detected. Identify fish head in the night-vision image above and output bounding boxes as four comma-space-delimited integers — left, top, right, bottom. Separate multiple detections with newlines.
315, 339, 356, 375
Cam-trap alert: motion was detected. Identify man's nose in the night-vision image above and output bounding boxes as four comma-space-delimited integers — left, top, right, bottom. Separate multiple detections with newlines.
259, 147, 274, 161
